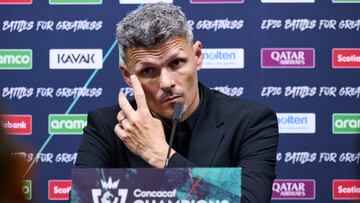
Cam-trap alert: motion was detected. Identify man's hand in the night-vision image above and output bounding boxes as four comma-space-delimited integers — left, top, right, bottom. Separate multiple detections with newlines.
114, 75, 174, 168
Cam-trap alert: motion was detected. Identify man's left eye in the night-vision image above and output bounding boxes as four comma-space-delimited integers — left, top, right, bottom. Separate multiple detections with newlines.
140, 68, 156, 77
170, 59, 184, 68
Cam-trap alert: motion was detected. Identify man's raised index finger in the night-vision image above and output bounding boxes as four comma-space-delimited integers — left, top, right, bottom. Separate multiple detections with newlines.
130, 75, 149, 111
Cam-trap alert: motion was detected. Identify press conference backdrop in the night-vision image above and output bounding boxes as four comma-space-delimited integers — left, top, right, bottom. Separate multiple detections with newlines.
0, 0, 359, 202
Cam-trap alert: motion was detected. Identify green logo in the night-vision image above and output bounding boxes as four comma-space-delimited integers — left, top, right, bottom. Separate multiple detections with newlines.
333, 114, 360, 134
0, 49, 32, 70
22, 180, 32, 200
332, 0, 360, 3
49, 0, 102, 4
49, 114, 87, 134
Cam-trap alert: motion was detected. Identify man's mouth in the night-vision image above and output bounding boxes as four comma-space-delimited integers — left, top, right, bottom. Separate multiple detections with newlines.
163, 95, 182, 103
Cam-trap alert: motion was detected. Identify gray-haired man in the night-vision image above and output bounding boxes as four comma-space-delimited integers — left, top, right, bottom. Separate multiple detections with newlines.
76, 3, 279, 203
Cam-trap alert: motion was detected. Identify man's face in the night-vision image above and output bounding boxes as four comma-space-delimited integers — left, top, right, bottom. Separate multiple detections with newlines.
120, 37, 203, 121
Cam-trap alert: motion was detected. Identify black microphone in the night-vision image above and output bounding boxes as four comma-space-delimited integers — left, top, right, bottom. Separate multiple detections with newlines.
164, 102, 184, 168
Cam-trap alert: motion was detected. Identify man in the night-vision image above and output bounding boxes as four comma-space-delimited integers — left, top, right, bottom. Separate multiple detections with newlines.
76, 3, 279, 203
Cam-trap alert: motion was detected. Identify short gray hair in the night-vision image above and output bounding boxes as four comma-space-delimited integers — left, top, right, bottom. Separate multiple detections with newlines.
116, 3, 194, 63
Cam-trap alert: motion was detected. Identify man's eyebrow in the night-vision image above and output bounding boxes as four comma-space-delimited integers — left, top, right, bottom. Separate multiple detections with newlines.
135, 50, 185, 70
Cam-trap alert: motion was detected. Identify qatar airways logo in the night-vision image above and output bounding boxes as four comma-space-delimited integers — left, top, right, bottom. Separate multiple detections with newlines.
190, 0, 244, 3
276, 113, 316, 134
333, 179, 360, 200
261, 48, 315, 68
332, 48, 360, 68
48, 180, 72, 200
272, 179, 316, 200
0, 0, 32, 4
202, 48, 244, 69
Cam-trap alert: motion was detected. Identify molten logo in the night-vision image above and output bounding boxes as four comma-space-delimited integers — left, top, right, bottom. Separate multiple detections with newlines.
272, 179, 316, 200
0, 0, 32, 4
333, 180, 360, 200
0, 114, 32, 135
332, 48, 360, 68
261, 48, 315, 68
48, 180, 72, 200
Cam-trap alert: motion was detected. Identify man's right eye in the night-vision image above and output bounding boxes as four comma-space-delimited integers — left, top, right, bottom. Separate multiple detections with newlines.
140, 67, 156, 77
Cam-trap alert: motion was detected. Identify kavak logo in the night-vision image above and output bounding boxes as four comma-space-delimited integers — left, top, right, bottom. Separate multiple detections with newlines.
261, 0, 314, 2
92, 177, 128, 203
332, 48, 360, 68
49, 0, 102, 5
332, 113, 360, 134
190, 0, 244, 3
49, 49, 103, 69
23, 180, 32, 200
0, 49, 32, 70
48, 180, 72, 200
119, 0, 172, 3
333, 179, 360, 200
276, 113, 316, 134
261, 48, 315, 68
48, 114, 87, 135
0, 0, 32, 4
202, 48, 244, 69
272, 179, 316, 200
0, 114, 32, 135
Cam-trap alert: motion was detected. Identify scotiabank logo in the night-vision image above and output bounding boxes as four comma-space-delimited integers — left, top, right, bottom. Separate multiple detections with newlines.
191, 0, 244, 3
48, 180, 72, 200
332, 48, 360, 68
261, 48, 315, 68
0, 114, 32, 135
0, 0, 32, 4
333, 179, 360, 200
272, 179, 316, 200
49, 49, 103, 69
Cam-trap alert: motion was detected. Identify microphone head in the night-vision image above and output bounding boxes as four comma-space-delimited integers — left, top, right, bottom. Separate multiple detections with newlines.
173, 102, 184, 121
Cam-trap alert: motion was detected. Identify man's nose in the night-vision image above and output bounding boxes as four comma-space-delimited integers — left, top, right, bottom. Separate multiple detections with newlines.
159, 69, 175, 91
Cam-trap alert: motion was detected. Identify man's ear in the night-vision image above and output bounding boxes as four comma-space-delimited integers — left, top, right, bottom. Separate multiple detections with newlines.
193, 41, 203, 71
119, 63, 132, 87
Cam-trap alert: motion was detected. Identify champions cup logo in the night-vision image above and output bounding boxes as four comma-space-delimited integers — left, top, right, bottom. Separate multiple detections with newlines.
272, 179, 316, 200
0, 49, 32, 70
48, 180, 72, 200
333, 180, 360, 200
0, 0, 32, 4
190, 0, 244, 3
261, 48, 315, 68
0, 114, 32, 135
49, 49, 103, 69
202, 48, 244, 69
48, 114, 87, 135
332, 48, 360, 68
332, 113, 360, 134
276, 113, 316, 134
92, 177, 128, 203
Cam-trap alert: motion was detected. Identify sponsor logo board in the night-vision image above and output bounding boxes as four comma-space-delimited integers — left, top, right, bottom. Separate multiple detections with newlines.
277, 113, 316, 134
0, 49, 32, 70
333, 113, 360, 134
190, 0, 244, 3
272, 179, 316, 200
48, 180, 72, 200
202, 48, 244, 69
23, 180, 32, 200
333, 180, 360, 200
261, 48, 315, 68
0, 114, 32, 135
120, 0, 172, 3
0, 0, 32, 4
49, 49, 103, 69
333, 48, 360, 68
48, 114, 87, 135
261, 0, 314, 2
49, 0, 102, 5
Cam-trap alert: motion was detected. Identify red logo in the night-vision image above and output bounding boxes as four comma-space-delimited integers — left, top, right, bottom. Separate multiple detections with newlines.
48, 180, 72, 200
333, 48, 360, 68
333, 179, 360, 200
0, 0, 32, 4
0, 114, 32, 135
